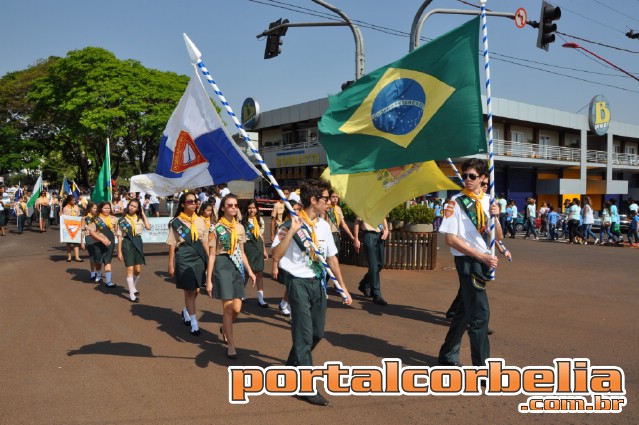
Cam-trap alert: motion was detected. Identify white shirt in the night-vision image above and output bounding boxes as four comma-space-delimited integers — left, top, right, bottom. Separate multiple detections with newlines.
272, 217, 337, 278
629, 203, 638, 213
220, 187, 230, 198
439, 193, 491, 257
288, 191, 301, 203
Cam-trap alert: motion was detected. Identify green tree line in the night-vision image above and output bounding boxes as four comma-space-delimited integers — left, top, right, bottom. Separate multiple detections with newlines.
0, 47, 191, 186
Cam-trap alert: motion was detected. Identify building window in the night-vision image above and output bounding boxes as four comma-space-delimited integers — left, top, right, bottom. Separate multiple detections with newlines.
296, 128, 308, 146
539, 135, 551, 159
511, 131, 526, 156
624, 146, 636, 155
282, 131, 292, 146
614, 144, 621, 154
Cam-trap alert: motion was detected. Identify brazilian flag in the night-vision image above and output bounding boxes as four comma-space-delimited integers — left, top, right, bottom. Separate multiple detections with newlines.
319, 17, 484, 174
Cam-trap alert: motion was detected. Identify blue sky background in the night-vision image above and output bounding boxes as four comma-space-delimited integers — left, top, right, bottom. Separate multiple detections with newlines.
2, 0, 638, 129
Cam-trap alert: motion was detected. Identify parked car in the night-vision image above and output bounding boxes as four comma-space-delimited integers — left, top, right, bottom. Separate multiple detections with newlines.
591, 214, 630, 233
512, 213, 542, 233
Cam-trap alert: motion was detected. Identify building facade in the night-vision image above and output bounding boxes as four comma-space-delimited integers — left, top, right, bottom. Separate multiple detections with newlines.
249, 96, 639, 212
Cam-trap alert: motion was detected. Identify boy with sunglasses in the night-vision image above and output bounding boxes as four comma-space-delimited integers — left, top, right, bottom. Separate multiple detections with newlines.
437, 159, 502, 369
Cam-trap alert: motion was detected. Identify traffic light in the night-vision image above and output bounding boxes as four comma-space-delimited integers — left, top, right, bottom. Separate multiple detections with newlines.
264, 18, 289, 59
536, 1, 561, 51
627, 30, 639, 39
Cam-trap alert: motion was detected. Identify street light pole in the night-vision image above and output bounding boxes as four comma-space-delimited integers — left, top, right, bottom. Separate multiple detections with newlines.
562, 42, 639, 83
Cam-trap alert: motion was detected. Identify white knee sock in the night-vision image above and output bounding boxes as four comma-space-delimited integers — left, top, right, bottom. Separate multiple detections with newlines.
182, 307, 190, 322
95, 271, 102, 282
126, 277, 136, 300
105, 272, 112, 284
258, 290, 265, 303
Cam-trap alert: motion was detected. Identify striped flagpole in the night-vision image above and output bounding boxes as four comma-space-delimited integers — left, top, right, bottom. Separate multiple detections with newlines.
182, 34, 349, 302
480, 1, 497, 278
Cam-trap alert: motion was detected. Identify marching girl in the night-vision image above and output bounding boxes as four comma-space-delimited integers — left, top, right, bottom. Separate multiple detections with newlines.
87, 202, 118, 288
117, 198, 151, 303
36, 189, 51, 232
167, 193, 209, 336
198, 202, 216, 232
61, 195, 83, 262
241, 199, 269, 308
81, 202, 99, 281
206, 194, 255, 359
111, 192, 125, 218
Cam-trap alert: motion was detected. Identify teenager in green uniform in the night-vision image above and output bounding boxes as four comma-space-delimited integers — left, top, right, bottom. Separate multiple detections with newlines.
271, 180, 352, 406
206, 194, 256, 359
241, 199, 269, 308
437, 158, 502, 369
117, 198, 151, 303
353, 217, 389, 305
87, 202, 118, 288
80, 202, 98, 282
167, 193, 209, 336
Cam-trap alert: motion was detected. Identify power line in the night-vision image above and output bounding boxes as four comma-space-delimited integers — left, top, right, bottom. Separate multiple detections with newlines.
557, 2, 625, 34
592, 0, 639, 24
557, 31, 639, 53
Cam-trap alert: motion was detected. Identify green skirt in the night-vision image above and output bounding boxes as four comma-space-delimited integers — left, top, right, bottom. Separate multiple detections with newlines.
121, 236, 145, 267
175, 244, 206, 291
244, 236, 265, 273
91, 237, 115, 264
213, 255, 245, 300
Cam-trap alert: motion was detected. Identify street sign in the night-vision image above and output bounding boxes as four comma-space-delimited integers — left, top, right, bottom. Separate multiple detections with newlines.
515, 7, 527, 29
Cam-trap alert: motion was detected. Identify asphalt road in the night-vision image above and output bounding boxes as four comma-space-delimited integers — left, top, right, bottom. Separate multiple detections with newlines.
1, 221, 637, 424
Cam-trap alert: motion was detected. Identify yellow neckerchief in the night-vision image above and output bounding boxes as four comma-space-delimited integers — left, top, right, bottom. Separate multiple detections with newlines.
68, 206, 77, 216
178, 212, 199, 242
250, 216, 261, 240
461, 188, 486, 231
219, 216, 238, 255
99, 213, 113, 230
297, 209, 318, 246
125, 214, 138, 236
19, 202, 27, 213
332, 204, 341, 227
203, 216, 211, 232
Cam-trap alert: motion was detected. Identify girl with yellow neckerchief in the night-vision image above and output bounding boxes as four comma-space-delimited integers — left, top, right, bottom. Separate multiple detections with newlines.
198, 202, 216, 233
241, 199, 269, 308
62, 195, 83, 262
117, 198, 150, 303
87, 202, 118, 288
206, 194, 256, 360
81, 202, 99, 282
166, 193, 209, 336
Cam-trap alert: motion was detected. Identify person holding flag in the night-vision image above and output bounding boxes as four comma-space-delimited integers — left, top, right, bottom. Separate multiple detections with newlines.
87, 202, 118, 288
206, 194, 256, 359
117, 198, 151, 303
62, 195, 83, 262
437, 159, 502, 368
166, 192, 209, 336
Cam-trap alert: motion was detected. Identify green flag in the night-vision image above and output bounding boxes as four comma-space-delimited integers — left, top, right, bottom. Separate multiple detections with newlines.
27, 175, 43, 207
91, 140, 112, 203
319, 17, 484, 174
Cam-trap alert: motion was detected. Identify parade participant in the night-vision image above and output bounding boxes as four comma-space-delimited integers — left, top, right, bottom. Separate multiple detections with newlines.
523, 197, 538, 240
117, 198, 151, 303
87, 202, 118, 288
599, 201, 615, 244
353, 217, 389, 305
271, 179, 352, 406
36, 189, 51, 233
567, 198, 582, 244
610, 199, 623, 243
15, 196, 27, 235
81, 202, 99, 281
325, 191, 355, 252
581, 196, 597, 245
272, 200, 301, 318
206, 194, 256, 359
270, 188, 289, 242
241, 199, 269, 308
51, 193, 60, 226
61, 195, 83, 262
198, 202, 216, 232
438, 158, 502, 368
167, 193, 209, 336
0, 187, 7, 237
111, 192, 125, 217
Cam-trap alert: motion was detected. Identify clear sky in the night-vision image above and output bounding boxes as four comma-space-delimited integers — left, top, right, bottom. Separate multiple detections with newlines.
2, 0, 638, 129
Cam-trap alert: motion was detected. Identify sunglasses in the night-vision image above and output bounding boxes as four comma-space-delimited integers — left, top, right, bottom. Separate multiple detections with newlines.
184, 199, 197, 205
461, 173, 479, 181
225, 203, 238, 208
316, 195, 330, 202
481, 182, 488, 187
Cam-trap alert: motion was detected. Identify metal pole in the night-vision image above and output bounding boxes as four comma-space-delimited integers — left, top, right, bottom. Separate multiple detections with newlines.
312, 0, 365, 79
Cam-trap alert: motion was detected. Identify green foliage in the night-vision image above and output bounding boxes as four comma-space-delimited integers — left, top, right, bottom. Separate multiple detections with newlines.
340, 202, 356, 221
405, 205, 434, 224
388, 204, 406, 222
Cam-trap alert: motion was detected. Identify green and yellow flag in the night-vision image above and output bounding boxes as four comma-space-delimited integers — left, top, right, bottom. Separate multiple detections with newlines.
322, 161, 460, 225
319, 17, 484, 174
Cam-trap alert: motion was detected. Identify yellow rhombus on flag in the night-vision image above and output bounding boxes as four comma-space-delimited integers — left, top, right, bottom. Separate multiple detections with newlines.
322, 161, 460, 225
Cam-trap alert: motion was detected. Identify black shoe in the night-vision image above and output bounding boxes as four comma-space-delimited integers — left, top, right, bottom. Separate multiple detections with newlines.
129, 297, 140, 303
226, 349, 238, 360
358, 284, 371, 298
445, 311, 455, 319
105, 283, 117, 289
488, 328, 495, 335
438, 358, 463, 367
304, 393, 329, 406
258, 301, 269, 308
134, 291, 140, 296
372, 296, 388, 306
190, 328, 201, 336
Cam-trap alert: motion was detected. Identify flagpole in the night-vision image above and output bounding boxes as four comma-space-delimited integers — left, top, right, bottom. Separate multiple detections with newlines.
183, 34, 348, 302
106, 138, 112, 203
480, 1, 496, 278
